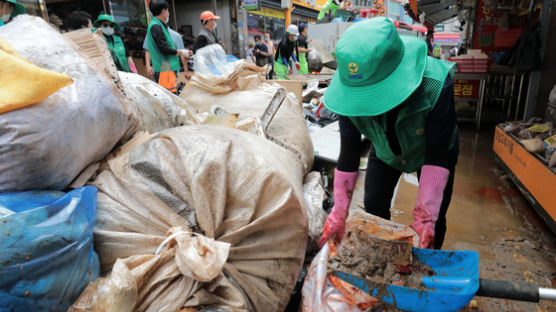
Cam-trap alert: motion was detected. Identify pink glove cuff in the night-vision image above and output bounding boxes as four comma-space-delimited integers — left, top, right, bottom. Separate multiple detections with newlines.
129, 61, 138, 74
415, 165, 450, 223
332, 169, 358, 218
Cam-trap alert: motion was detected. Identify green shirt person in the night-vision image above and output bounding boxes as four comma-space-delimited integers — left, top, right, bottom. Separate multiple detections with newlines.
0, 0, 25, 26
93, 14, 136, 73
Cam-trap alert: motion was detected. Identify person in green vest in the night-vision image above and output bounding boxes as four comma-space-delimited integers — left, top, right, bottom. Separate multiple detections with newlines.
297, 23, 311, 74
317, 0, 343, 20
0, 0, 25, 26
94, 14, 137, 73
274, 24, 300, 79
146, 0, 190, 92
433, 43, 443, 59
318, 17, 458, 250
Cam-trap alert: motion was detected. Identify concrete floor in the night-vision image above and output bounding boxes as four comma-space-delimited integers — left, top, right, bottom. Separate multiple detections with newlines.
347, 125, 556, 311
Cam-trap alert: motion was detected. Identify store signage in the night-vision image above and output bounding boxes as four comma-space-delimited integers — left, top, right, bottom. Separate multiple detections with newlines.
249, 7, 286, 19
453, 79, 479, 98
281, 0, 290, 9
244, 0, 260, 11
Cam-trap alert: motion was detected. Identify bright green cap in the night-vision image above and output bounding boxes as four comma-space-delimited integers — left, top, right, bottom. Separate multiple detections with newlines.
323, 17, 427, 117
93, 14, 119, 30
4, 0, 25, 18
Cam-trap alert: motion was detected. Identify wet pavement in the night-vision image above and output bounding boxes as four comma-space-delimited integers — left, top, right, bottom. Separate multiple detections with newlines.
348, 125, 556, 311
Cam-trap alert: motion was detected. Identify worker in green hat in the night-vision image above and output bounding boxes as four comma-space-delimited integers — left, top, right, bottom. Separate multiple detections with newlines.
318, 17, 458, 250
274, 24, 300, 79
0, 0, 25, 26
93, 14, 136, 73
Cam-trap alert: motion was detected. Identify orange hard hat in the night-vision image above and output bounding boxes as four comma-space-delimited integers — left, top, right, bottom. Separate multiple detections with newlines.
200, 11, 220, 21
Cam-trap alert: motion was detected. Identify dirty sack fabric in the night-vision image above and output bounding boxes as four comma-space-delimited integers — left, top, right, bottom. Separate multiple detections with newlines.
86, 126, 308, 312
180, 60, 314, 173
0, 15, 136, 192
119, 71, 200, 133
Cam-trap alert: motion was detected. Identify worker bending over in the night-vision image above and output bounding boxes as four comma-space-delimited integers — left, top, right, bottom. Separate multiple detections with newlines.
274, 24, 300, 79
319, 17, 458, 250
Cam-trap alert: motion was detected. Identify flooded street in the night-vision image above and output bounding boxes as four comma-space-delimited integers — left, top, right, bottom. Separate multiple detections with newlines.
348, 125, 556, 311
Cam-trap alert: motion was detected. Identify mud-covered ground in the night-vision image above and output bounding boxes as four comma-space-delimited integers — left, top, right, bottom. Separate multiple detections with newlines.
346, 126, 556, 312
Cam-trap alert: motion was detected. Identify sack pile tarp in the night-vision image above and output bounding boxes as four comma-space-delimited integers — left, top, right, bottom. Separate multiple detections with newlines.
0, 15, 136, 192
180, 61, 314, 173
71, 126, 308, 312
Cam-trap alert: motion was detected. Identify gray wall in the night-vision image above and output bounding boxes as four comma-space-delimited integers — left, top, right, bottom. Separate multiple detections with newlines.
174, 0, 233, 53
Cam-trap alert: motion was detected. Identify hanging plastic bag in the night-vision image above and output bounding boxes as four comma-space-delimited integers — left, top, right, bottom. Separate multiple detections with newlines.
0, 186, 100, 312
194, 44, 240, 76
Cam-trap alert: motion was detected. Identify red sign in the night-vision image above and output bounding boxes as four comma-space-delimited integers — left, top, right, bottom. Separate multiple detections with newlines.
453, 79, 480, 98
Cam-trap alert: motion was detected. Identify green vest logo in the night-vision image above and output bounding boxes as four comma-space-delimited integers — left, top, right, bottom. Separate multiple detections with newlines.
348, 62, 363, 79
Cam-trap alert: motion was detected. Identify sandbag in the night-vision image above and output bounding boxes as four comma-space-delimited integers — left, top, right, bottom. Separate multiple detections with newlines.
0, 15, 136, 192
119, 71, 200, 133
181, 61, 314, 173
81, 126, 307, 312
0, 186, 100, 312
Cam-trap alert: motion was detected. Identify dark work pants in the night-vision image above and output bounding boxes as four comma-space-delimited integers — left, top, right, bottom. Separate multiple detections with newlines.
363, 149, 457, 249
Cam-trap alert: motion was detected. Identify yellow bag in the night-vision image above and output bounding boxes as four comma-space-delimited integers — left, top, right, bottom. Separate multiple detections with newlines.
0, 37, 73, 114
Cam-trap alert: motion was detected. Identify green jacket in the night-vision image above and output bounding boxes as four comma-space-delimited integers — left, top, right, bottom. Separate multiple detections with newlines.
350, 57, 457, 172
104, 34, 130, 72
146, 17, 179, 72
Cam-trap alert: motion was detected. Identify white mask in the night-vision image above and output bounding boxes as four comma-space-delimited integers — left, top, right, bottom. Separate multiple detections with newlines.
164, 16, 169, 23
214, 22, 218, 28
101, 26, 114, 36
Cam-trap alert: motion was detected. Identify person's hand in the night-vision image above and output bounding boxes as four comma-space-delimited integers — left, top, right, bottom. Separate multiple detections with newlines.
184, 71, 192, 80
178, 49, 192, 57
146, 65, 154, 77
288, 67, 292, 75
318, 170, 358, 248
295, 62, 300, 70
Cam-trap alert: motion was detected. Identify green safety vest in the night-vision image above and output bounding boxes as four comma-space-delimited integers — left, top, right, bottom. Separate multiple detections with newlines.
147, 17, 179, 72
350, 57, 457, 173
0, 20, 4, 26
318, 0, 340, 20
104, 34, 130, 72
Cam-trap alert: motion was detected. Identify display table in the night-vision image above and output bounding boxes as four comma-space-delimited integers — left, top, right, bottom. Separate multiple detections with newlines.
493, 125, 556, 233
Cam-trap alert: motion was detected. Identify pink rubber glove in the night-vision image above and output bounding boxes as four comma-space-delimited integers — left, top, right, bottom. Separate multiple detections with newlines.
128, 61, 138, 74
318, 169, 358, 248
411, 165, 450, 249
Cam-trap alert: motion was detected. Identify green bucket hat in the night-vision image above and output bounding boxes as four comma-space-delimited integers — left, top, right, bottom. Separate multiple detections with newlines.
3, 0, 26, 18
323, 17, 427, 117
93, 14, 119, 30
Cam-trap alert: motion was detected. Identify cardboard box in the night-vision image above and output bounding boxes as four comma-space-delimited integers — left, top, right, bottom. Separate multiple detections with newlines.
270, 80, 304, 107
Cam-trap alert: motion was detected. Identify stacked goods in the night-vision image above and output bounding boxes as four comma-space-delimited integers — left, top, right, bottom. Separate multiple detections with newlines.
500, 118, 556, 167
0, 16, 137, 192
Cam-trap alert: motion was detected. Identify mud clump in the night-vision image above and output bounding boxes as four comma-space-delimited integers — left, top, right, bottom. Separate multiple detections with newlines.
328, 224, 434, 290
